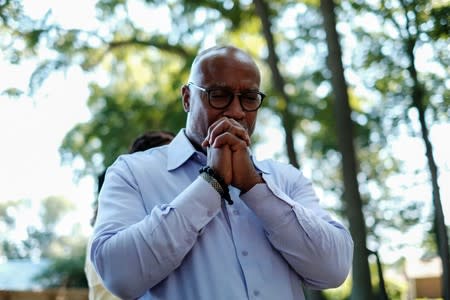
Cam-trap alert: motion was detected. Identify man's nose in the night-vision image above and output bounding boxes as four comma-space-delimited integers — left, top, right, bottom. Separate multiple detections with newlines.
224, 94, 245, 119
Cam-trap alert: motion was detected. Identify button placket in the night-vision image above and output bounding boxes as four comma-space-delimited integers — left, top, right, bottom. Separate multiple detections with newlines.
227, 187, 263, 299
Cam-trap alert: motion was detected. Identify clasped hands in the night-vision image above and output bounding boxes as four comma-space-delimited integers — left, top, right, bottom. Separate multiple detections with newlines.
202, 117, 263, 193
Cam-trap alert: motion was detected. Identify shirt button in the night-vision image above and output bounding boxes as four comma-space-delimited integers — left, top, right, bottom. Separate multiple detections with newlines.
207, 210, 214, 217
253, 290, 260, 296
233, 209, 239, 215
242, 250, 248, 256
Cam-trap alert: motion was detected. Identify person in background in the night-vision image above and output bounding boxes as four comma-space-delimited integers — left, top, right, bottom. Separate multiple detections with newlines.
84, 130, 174, 300
91, 45, 353, 300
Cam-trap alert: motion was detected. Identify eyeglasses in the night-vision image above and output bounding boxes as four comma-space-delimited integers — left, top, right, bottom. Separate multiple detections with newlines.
188, 82, 265, 112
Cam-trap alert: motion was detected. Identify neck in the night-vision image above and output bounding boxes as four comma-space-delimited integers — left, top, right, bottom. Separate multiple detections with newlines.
183, 130, 206, 154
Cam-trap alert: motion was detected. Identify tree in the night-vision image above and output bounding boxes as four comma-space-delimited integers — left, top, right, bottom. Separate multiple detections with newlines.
41, 196, 74, 230
347, 0, 450, 296
35, 200, 89, 288
0, 195, 88, 287
59, 53, 190, 177
394, 2, 450, 296
320, 0, 373, 298
253, 0, 300, 168
33, 255, 88, 288
0, 199, 28, 259
33, 234, 88, 288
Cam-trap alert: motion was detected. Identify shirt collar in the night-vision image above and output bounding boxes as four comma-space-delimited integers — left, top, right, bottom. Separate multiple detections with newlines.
251, 154, 270, 174
167, 129, 200, 171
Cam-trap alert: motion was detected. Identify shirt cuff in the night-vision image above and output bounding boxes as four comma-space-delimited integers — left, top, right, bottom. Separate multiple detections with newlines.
170, 176, 222, 231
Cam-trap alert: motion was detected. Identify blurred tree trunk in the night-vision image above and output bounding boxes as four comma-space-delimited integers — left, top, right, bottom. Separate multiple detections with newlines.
408, 39, 450, 300
319, 0, 373, 299
401, 2, 450, 297
368, 249, 388, 300
253, 0, 299, 168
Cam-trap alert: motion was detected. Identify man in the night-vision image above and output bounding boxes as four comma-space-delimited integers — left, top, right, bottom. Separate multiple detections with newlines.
91, 45, 353, 300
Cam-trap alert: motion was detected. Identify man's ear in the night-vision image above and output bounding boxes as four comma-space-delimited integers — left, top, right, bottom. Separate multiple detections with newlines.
181, 85, 190, 112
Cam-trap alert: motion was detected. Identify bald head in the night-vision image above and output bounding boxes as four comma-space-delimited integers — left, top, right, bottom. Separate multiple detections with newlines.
188, 46, 261, 85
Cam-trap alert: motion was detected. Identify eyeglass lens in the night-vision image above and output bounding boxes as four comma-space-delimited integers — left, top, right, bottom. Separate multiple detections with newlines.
209, 89, 262, 111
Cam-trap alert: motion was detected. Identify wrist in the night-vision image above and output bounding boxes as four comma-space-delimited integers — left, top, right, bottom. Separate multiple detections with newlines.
240, 173, 265, 194
199, 166, 233, 205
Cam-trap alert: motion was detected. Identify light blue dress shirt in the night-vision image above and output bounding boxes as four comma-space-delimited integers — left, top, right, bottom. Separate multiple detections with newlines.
91, 130, 353, 300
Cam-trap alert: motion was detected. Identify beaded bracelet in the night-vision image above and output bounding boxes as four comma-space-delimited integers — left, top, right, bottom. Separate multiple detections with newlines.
199, 166, 233, 205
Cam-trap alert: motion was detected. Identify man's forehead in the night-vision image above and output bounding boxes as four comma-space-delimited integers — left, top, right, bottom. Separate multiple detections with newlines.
190, 47, 259, 82
197, 47, 253, 65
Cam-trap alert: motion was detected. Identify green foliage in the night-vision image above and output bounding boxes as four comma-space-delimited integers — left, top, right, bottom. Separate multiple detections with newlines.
41, 196, 75, 230
0, 200, 22, 258
1, 87, 23, 98
29, 59, 67, 94
424, 2, 449, 40
59, 49, 190, 175
32, 227, 89, 288
369, 261, 407, 300
343, 0, 449, 256
348, 0, 449, 126
0, 200, 20, 226
323, 260, 407, 300
0, 195, 85, 260
323, 277, 351, 300
33, 254, 88, 288
0, 195, 88, 288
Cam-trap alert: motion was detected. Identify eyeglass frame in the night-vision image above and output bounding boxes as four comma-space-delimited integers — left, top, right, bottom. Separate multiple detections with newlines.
187, 82, 265, 112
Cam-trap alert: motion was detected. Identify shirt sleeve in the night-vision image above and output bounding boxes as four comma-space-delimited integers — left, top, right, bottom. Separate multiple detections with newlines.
85, 236, 121, 300
91, 157, 222, 300
240, 168, 353, 289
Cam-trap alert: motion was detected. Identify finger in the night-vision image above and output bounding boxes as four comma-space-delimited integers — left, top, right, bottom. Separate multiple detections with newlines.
201, 139, 210, 147
207, 144, 233, 184
203, 118, 229, 146
211, 132, 248, 150
205, 118, 250, 146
